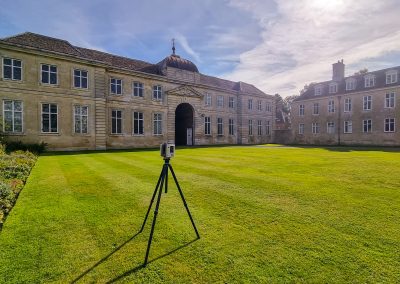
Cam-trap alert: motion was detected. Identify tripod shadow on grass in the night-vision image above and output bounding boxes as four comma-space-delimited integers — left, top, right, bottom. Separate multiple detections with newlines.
71, 232, 199, 283
106, 237, 199, 284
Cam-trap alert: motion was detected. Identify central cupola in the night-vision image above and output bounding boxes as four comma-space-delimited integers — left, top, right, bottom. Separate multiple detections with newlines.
156, 39, 199, 73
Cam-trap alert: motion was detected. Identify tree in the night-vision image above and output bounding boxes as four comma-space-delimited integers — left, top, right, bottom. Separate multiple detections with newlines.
354, 68, 368, 75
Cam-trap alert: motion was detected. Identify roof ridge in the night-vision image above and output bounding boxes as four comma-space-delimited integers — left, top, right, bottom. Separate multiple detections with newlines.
75, 46, 153, 66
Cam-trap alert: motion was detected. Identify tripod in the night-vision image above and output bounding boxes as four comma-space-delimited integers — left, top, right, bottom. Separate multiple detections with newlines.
139, 158, 200, 267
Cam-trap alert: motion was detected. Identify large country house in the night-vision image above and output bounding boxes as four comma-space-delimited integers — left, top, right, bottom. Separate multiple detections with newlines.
291, 60, 400, 146
0, 32, 275, 150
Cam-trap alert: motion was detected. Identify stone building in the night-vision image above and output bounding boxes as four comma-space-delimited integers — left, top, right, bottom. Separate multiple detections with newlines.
291, 60, 400, 146
0, 32, 275, 150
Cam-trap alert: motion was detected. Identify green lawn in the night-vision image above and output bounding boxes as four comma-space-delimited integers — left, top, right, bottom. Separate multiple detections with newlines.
0, 146, 399, 283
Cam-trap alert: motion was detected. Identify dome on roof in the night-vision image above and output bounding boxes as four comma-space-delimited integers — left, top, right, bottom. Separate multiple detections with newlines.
157, 54, 199, 73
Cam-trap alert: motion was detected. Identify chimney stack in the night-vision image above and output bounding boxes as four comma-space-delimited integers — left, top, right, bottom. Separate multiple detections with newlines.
332, 59, 345, 81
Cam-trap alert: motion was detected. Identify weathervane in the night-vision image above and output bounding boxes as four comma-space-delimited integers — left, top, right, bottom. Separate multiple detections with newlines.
172, 38, 176, 55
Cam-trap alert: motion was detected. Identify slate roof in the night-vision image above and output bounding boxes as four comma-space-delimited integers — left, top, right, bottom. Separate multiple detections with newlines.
295, 66, 400, 101
0, 32, 269, 96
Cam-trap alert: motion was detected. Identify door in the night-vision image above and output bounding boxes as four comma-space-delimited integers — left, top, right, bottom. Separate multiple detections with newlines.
187, 128, 193, 145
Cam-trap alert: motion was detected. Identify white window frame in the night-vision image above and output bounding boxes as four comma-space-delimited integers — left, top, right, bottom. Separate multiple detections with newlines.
41, 64, 58, 85
344, 121, 352, 134
110, 78, 122, 95
329, 83, 337, 94
363, 95, 372, 111
228, 97, 235, 109
2, 100, 23, 133
3, 58, 22, 81
384, 118, 395, 133
266, 103, 272, 112
257, 120, 262, 136
257, 100, 262, 111
133, 111, 144, 135
364, 75, 375, 88
205, 93, 212, 106
299, 104, 305, 116
385, 92, 395, 108
204, 116, 211, 135
133, 82, 144, 97
228, 118, 235, 135
266, 121, 271, 135
363, 119, 372, 133
73, 69, 88, 89
248, 119, 253, 136
327, 121, 335, 134
328, 100, 335, 113
386, 70, 398, 84
74, 105, 89, 134
344, 97, 352, 112
345, 78, 356, 91
153, 85, 163, 101
217, 95, 224, 108
111, 109, 123, 134
313, 103, 319, 115
314, 85, 322, 96
153, 112, 163, 135
41, 103, 58, 133
312, 122, 319, 134
248, 99, 253, 110
298, 123, 304, 135
217, 117, 223, 135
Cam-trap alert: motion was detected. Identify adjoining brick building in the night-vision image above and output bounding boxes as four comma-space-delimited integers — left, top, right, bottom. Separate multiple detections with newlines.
291, 60, 400, 146
0, 32, 275, 150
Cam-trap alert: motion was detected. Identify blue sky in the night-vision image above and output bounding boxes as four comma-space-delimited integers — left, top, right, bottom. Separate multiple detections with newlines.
1, 0, 400, 97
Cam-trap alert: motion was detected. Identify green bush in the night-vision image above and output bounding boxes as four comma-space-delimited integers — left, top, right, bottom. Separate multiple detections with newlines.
0, 181, 14, 216
5, 141, 47, 154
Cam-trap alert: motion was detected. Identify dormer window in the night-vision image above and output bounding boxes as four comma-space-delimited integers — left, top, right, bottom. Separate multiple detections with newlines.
314, 85, 322, 96
328, 83, 338, 94
364, 74, 375, 88
386, 70, 398, 84
345, 78, 356, 91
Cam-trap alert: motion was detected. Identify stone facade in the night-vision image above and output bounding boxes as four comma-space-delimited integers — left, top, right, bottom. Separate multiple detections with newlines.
0, 32, 275, 150
291, 61, 400, 146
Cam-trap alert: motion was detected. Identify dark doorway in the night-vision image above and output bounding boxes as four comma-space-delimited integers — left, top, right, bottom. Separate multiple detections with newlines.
175, 103, 194, 146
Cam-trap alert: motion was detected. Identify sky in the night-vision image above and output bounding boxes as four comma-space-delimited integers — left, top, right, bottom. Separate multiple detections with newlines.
1, 0, 400, 97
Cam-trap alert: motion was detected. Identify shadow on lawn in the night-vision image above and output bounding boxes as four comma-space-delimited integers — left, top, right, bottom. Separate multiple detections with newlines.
70, 231, 199, 283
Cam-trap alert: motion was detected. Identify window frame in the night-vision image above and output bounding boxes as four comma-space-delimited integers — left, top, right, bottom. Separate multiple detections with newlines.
110, 78, 123, 95
2, 100, 23, 133
217, 95, 224, 108
111, 109, 123, 134
362, 119, 372, 133
73, 105, 89, 134
204, 116, 211, 135
248, 99, 253, 110
344, 97, 352, 112
133, 81, 144, 98
133, 111, 144, 135
153, 112, 163, 135
73, 69, 88, 89
153, 85, 163, 101
386, 70, 398, 84
345, 78, 356, 91
385, 92, 395, 108
228, 97, 235, 109
257, 100, 262, 111
384, 118, 395, 133
299, 104, 305, 116
2, 58, 22, 81
248, 119, 253, 136
266, 120, 271, 136
364, 75, 375, 88
41, 64, 58, 85
205, 93, 212, 106
312, 122, 320, 134
328, 100, 335, 113
217, 117, 223, 135
313, 103, 319, 115
257, 120, 262, 136
363, 95, 372, 111
344, 121, 352, 134
41, 103, 59, 133
327, 121, 335, 134
328, 83, 337, 94
228, 118, 235, 135
298, 123, 304, 135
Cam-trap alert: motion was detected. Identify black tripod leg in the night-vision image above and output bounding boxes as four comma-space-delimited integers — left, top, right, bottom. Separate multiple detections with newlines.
144, 165, 166, 266
168, 164, 200, 239
139, 164, 166, 233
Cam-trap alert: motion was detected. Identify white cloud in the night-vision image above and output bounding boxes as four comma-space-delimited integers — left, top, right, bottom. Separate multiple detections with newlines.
173, 33, 202, 63
224, 0, 400, 96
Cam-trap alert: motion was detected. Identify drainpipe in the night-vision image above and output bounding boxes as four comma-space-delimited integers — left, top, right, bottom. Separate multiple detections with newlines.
337, 95, 341, 146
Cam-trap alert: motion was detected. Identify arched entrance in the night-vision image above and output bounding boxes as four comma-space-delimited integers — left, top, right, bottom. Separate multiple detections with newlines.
175, 103, 194, 146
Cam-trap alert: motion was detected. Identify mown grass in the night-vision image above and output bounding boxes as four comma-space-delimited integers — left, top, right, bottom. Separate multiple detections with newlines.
0, 146, 399, 283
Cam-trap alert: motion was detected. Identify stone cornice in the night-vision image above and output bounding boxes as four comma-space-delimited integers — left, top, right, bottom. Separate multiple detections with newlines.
167, 85, 204, 98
